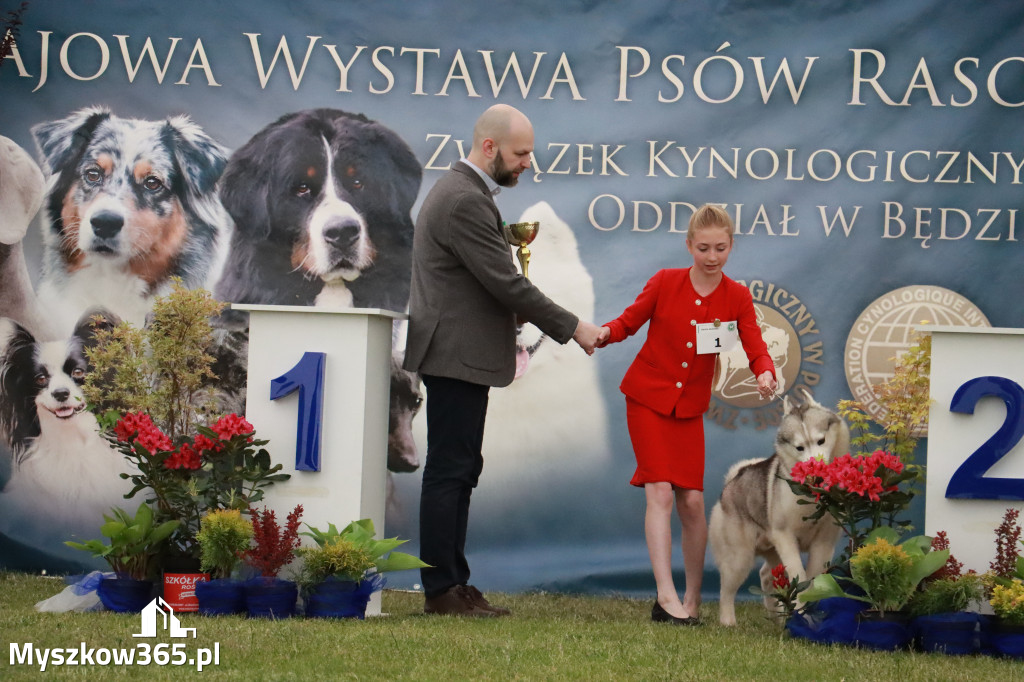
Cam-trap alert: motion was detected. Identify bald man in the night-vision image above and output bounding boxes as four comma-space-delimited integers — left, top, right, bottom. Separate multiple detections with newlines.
404, 104, 603, 616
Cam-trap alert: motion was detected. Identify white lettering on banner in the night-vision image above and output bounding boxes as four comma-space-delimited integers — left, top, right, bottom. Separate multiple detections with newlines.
28, 31, 220, 91
644, 144, 1024, 185
615, 43, 818, 104
882, 203, 1020, 248
850, 49, 1024, 107
8, 29, 1021, 107
587, 197, 797, 235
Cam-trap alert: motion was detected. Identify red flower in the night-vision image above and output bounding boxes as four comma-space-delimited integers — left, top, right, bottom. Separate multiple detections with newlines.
771, 564, 790, 590
192, 433, 220, 455
114, 411, 172, 453
212, 413, 254, 442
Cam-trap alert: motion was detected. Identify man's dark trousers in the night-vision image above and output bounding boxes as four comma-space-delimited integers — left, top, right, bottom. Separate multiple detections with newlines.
419, 373, 489, 598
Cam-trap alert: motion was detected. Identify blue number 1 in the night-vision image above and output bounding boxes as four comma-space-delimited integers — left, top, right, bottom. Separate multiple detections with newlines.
270, 352, 326, 472
945, 375, 1024, 500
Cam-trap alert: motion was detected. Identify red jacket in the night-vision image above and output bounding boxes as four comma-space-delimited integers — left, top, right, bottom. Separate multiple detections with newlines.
603, 268, 776, 417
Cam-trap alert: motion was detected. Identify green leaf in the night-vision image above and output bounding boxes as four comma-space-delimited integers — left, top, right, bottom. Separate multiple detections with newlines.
799, 573, 855, 603
374, 551, 430, 573
100, 520, 127, 539
148, 520, 181, 545
909, 549, 950, 585
865, 526, 900, 546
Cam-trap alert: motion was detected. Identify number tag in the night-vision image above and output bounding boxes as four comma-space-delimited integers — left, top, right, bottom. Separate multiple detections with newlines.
696, 321, 738, 355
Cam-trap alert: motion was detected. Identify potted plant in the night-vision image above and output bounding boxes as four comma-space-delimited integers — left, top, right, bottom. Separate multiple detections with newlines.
984, 509, 1024, 659
296, 519, 428, 619
789, 449, 919, 562
905, 531, 985, 655
242, 504, 304, 618
194, 508, 253, 615
801, 527, 949, 650
65, 502, 179, 612
83, 282, 290, 610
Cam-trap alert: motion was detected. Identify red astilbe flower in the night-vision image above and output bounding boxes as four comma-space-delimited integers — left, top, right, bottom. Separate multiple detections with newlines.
990, 508, 1022, 579
928, 530, 964, 581
245, 504, 304, 578
771, 563, 790, 590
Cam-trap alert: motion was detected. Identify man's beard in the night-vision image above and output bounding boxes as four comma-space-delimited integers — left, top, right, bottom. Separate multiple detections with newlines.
490, 154, 519, 187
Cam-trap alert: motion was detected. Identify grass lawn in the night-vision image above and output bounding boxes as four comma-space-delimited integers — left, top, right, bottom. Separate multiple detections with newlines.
2, 572, 1018, 681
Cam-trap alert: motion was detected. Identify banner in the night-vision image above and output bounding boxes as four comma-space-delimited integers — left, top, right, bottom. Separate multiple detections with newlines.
1, 0, 1021, 593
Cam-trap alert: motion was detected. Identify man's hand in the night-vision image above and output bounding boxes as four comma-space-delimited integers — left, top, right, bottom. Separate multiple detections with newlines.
573, 320, 605, 355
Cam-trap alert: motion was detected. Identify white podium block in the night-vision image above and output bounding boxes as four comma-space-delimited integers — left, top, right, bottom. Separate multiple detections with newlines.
235, 304, 405, 615
924, 326, 1024, 575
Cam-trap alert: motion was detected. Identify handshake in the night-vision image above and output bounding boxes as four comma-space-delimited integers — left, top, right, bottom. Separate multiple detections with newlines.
572, 321, 611, 356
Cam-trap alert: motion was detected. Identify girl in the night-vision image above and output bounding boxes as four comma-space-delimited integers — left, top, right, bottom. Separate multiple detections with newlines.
598, 204, 777, 624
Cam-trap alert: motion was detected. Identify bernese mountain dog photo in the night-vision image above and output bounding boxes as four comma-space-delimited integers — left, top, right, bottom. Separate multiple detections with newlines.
213, 108, 422, 317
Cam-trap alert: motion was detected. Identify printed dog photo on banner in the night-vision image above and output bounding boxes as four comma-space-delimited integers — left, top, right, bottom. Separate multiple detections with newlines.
0, 311, 134, 563
31, 106, 230, 337
0, 104, 426, 569
214, 108, 422, 320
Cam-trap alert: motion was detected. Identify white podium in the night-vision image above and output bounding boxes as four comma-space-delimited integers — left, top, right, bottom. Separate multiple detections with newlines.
235, 304, 405, 614
923, 326, 1024, 575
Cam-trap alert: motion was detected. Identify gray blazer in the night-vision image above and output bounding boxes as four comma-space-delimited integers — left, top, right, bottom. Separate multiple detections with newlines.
403, 162, 578, 387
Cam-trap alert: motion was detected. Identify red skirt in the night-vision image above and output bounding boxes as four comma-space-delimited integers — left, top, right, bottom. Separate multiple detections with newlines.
625, 397, 705, 491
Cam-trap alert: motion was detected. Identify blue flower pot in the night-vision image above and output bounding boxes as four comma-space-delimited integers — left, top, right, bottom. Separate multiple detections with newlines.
987, 619, 1024, 659
195, 578, 246, 616
912, 612, 980, 655
244, 578, 298, 619
304, 575, 385, 619
97, 577, 155, 613
854, 610, 912, 651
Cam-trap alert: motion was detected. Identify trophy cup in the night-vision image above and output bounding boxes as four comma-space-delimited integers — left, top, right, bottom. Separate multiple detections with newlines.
503, 221, 540, 279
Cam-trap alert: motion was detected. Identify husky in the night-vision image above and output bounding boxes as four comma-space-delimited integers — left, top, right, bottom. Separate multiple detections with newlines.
708, 389, 849, 626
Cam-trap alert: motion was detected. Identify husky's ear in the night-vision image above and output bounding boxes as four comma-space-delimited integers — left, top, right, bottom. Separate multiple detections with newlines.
782, 394, 795, 415
800, 387, 821, 408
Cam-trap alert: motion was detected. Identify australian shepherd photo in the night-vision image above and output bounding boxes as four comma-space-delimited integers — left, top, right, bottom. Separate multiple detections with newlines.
213, 108, 422, 317
31, 106, 229, 335
0, 312, 132, 556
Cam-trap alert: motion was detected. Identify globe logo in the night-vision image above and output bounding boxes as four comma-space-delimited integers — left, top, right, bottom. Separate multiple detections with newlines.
844, 285, 990, 425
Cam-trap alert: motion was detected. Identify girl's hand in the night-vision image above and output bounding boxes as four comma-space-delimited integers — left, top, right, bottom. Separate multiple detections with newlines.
756, 371, 778, 400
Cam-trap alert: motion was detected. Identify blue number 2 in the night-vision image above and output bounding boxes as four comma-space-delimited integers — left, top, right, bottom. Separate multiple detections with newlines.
945, 375, 1024, 500
270, 352, 326, 472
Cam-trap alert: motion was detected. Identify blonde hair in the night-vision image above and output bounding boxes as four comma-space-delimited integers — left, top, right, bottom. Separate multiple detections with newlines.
687, 204, 734, 242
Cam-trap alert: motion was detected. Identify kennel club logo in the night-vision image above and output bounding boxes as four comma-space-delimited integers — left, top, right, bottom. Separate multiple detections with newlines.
844, 285, 990, 425
708, 279, 824, 431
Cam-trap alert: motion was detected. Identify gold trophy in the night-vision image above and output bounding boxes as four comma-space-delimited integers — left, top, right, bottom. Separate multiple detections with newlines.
503, 221, 540, 279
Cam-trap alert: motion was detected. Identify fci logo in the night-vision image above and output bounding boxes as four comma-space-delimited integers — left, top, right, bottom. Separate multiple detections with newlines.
133, 597, 196, 639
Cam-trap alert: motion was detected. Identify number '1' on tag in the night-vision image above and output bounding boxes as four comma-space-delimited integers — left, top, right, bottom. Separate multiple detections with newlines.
696, 321, 739, 354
